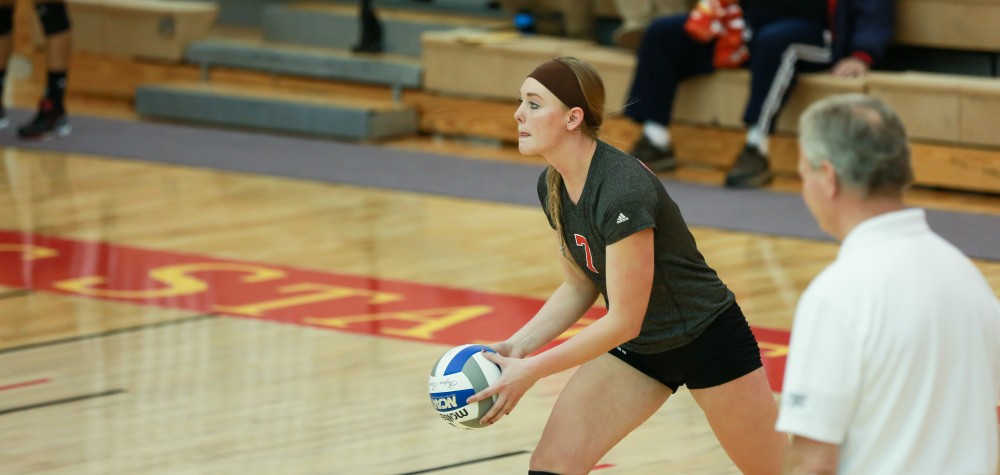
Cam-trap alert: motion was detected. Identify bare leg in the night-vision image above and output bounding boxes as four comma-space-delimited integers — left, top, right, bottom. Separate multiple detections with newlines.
690, 368, 789, 475
530, 353, 672, 474
45, 30, 70, 71
33, 0, 72, 72
0, 34, 10, 68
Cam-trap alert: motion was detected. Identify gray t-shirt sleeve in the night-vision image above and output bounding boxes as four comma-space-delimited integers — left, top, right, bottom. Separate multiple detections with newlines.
595, 165, 658, 245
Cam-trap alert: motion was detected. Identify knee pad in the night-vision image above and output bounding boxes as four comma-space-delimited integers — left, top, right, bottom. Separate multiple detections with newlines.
0, 6, 13, 36
36, 2, 71, 36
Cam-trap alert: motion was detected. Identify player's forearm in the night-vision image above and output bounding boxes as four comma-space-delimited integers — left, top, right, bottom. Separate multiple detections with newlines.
507, 281, 599, 357
526, 309, 640, 379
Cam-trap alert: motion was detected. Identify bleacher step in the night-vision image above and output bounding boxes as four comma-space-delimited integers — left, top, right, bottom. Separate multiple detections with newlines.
68, 0, 219, 61
186, 38, 423, 88
135, 82, 418, 141
262, 1, 509, 57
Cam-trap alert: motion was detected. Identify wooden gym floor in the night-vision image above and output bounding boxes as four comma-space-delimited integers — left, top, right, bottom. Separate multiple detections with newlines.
1, 80, 998, 474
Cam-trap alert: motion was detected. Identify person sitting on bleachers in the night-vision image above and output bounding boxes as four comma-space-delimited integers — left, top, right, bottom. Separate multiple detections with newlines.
625, 0, 893, 188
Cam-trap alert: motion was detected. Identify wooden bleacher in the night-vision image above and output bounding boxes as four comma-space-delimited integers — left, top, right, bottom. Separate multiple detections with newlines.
418, 18, 1000, 194
9, 0, 1000, 195
68, 0, 219, 61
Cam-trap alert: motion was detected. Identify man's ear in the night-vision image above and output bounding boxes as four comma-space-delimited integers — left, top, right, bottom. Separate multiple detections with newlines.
820, 160, 840, 199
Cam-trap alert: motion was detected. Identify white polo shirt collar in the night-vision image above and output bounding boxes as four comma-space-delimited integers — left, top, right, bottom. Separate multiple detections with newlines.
837, 208, 928, 261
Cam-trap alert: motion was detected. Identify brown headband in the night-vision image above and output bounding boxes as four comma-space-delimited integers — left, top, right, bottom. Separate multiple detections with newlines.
527, 59, 596, 129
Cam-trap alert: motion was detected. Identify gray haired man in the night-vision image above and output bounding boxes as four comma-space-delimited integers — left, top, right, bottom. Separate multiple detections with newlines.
777, 94, 1000, 474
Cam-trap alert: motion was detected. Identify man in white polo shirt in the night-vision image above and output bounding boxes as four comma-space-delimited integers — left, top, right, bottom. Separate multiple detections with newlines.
777, 94, 1000, 474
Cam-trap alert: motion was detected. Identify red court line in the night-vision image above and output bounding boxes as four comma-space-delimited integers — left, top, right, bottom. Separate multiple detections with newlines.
0, 378, 51, 392
4, 231, 772, 373
1, 230, 996, 420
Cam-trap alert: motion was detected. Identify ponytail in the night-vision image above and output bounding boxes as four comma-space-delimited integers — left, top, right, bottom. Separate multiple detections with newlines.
546, 166, 573, 263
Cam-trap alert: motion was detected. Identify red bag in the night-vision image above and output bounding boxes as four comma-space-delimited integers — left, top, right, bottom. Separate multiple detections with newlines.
684, 0, 725, 42
683, 0, 748, 69
713, 3, 749, 68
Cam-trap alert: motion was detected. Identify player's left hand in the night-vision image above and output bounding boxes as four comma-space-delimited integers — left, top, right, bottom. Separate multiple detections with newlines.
466, 350, 540, 426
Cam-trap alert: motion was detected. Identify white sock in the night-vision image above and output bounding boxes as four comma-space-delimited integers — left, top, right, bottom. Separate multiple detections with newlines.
746, 125, 769, 155
643, 122, 670, 150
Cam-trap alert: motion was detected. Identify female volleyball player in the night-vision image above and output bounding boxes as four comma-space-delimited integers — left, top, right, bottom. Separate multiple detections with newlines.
467, 57, 788, 475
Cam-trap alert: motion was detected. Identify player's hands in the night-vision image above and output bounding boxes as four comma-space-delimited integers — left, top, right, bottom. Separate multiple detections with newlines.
831, 57, 869, 78
486, 341, 516, 358
485, 340, 531, 359
466, 350, 540, 426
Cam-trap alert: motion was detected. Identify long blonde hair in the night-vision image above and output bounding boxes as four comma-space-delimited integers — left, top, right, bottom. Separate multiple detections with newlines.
544, 57, 606, 263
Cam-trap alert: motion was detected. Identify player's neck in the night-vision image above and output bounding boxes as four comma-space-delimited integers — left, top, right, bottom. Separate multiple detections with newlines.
550, 136, 597, 201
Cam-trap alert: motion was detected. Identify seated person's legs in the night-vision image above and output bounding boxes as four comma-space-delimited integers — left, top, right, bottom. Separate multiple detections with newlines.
624, 13, 714, 171
724, 17, 826, 188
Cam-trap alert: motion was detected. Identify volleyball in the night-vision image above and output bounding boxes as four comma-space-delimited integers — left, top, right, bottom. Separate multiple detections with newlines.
428, 344, 502, 429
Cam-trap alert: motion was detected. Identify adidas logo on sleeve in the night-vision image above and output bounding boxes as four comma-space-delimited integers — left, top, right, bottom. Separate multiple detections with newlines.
616, 213, 629, 224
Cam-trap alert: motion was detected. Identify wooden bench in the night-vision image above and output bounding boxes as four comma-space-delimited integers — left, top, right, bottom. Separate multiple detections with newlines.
422, 29, 1000, 140
67, 0, 219, 61
895, 0, 1000, 52
420, 29, 1000, 193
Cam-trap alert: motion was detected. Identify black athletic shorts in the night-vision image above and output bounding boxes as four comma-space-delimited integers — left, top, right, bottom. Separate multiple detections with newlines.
608, 302, 763, 392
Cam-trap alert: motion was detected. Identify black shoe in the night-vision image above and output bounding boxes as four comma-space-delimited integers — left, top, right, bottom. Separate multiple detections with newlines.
631, 134, 677, 171
351, 39, 383, 53
724, 144, 773, 188
18, 99, 70, 140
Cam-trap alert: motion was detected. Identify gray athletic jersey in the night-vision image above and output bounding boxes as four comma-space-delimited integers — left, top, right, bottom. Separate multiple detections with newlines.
537, 140, 735, 353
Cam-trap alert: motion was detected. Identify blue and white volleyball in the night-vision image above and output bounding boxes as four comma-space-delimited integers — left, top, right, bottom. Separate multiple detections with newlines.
428, 344, 502, 429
